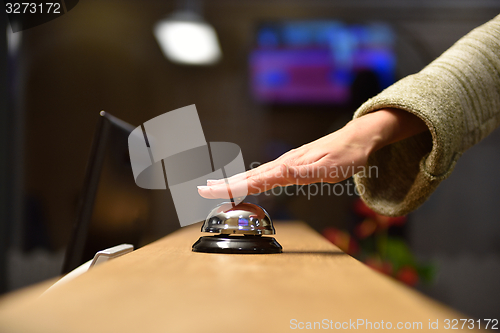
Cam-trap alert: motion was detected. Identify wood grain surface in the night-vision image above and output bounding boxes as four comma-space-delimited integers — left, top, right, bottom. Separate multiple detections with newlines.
0, 221, 472, 332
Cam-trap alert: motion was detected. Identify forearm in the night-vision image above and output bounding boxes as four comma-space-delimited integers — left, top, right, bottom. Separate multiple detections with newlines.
343, 108, 428, 157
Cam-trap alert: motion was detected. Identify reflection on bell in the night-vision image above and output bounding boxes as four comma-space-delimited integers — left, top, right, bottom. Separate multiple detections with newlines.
192, 202, 282, 254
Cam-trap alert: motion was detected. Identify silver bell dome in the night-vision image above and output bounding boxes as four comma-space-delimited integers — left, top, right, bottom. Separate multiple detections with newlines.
201, 202, 275, 235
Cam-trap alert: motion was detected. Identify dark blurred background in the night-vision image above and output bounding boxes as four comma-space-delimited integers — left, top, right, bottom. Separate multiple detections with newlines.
0, 0, 499, 320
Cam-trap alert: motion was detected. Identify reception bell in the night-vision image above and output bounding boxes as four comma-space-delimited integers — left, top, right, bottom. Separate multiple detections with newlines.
192, 202, 282, 254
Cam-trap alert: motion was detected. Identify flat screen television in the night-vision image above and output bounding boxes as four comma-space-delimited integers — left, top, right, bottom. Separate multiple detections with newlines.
249, 20, 396, 105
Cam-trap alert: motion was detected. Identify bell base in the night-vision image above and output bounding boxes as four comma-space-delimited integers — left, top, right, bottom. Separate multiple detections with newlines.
192, 235, 282, 254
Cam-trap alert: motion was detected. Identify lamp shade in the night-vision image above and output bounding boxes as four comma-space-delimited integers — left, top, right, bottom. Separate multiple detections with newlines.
154, 12, 222, 65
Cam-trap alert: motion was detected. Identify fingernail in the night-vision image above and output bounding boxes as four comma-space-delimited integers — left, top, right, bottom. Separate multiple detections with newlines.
197, 186, 209, 190
206, 179, 219, 184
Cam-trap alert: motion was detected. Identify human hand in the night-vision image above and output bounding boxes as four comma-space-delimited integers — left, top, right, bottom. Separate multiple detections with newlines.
197, 109, 427, 199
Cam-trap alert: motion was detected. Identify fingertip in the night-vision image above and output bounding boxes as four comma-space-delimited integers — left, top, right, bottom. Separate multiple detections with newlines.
197, 185, 215, 199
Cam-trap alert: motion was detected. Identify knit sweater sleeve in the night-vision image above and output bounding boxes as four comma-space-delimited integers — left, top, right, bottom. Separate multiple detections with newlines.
352, 14, 500, 217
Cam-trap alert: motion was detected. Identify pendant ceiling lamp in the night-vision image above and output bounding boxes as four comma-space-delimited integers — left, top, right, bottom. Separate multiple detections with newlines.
154, 0, 222, 65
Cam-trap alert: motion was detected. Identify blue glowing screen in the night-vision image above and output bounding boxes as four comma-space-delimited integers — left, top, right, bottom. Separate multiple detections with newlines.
250, 21, 396, 105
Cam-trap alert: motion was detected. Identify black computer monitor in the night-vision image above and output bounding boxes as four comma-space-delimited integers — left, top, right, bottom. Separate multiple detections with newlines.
62, 111, 177, 274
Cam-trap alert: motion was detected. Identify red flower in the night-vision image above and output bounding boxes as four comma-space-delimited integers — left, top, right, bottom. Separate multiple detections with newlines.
353, 199, 377, 218
355, 218, 377, 239
322, 227, 359, 256
354, 199, 407, 229
364, 257, 393, 276
396, 266, 419, 286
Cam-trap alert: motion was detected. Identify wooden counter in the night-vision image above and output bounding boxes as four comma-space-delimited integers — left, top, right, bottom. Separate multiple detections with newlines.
0, 221, 470, 332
